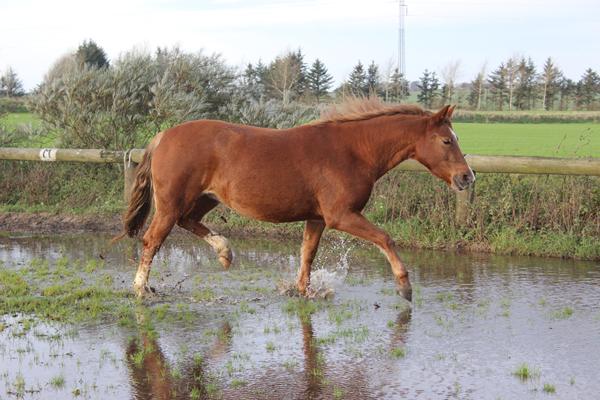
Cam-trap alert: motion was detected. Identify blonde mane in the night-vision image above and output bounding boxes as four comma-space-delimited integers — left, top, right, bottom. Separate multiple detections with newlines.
314, 97, 430, 124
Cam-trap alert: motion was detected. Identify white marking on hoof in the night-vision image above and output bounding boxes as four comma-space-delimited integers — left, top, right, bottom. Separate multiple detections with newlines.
204, 233, 233, 268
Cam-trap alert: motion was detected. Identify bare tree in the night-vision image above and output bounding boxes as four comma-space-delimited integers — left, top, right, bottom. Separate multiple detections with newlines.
440, 60, 461, 104
505, 55, 520, 111
468, 62, 487, 110
381, 58, 395, 102
268, 52, 300, 105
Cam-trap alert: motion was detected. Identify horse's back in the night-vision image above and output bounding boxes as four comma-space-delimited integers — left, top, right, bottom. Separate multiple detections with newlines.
150, 119, 326, 222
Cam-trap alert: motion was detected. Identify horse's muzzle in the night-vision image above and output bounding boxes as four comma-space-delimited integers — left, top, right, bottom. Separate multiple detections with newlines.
452, 169, 475, 191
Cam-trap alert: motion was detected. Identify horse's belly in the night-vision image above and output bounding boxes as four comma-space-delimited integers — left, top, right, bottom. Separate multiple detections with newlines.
209, 185, 319, 223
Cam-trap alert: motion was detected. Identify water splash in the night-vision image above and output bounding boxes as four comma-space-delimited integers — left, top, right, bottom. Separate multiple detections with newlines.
278, 237, 355, 299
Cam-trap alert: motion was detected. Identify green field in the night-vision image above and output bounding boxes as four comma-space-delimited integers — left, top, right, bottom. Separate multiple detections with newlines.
1, 113, 599, 158
0, 112, 41, 130
449, 123, 599, 158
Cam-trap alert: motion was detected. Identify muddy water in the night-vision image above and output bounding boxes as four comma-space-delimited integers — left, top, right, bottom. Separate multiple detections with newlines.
1, 233, 599, 399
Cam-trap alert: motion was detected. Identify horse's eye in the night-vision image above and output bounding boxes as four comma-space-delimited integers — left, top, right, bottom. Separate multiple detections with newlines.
443, 138, 452, 145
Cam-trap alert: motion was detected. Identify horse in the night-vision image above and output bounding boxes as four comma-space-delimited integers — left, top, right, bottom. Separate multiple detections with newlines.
114, 97, 475, 302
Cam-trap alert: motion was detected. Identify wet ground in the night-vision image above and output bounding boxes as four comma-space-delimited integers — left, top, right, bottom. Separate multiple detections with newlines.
1, 233, 599, 399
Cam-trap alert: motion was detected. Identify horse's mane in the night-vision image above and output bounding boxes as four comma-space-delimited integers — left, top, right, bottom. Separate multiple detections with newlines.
314, 97, 431, 124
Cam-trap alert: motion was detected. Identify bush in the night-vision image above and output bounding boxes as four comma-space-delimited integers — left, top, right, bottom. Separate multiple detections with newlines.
0, 161, 122, 213
222, 98, 320, 128
30, 47, 236, 149
0, 97, 28, 113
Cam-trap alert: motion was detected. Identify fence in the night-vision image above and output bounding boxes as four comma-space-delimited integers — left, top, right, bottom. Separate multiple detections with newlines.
1, 147, 599, 225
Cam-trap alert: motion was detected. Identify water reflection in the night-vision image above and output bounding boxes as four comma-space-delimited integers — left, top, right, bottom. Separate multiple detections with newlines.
389, 307, 412, 349
122, 306, 413, 400
1, 233, 599, 399
126, 307, 233, 400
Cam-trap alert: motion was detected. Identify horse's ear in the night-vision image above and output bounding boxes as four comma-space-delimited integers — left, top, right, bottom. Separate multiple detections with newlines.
432, 105, 451, 124
447, 105, 456, 119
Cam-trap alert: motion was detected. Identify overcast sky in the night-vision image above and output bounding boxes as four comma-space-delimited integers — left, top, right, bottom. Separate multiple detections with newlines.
1, 0, 599, 90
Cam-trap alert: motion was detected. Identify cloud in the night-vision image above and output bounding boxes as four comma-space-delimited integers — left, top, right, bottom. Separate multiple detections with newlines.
1, 0, 598, 89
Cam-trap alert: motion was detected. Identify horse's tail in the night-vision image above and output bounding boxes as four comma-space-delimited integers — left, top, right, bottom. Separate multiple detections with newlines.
112, 133, 163, 242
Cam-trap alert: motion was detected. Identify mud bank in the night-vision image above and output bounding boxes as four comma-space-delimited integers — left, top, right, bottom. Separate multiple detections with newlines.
0, 211, 303, 239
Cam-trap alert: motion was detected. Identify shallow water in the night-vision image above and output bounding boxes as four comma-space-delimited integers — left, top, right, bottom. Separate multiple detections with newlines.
1, 233, 599, 399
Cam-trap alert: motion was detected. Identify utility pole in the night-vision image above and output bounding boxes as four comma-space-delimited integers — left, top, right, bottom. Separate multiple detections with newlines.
398, 0, 407, 76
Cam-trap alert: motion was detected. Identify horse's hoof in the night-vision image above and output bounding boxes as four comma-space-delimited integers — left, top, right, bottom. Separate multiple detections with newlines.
296, 281, 308, 297
133, 283, 156, 299
397, 284, 412, 302
219, 254, 232, 269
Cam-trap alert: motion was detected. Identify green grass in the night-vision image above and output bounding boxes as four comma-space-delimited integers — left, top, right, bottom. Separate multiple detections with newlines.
0, 113, 42, 130
513, 363, 540, 380
455, 123, 600, 158
543, 383, 556, 394
552, 306, 574, 319
0, 112, 56, 147
49, 374, 65, 388
454, 109, 600, 123
390, 347, 406, 358
0, 260, 133, 325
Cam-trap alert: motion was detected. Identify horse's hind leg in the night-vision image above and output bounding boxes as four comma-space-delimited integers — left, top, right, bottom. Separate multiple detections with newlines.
297, 220, 325, 295
133, 209, 178, 297
178, 195, 233, 269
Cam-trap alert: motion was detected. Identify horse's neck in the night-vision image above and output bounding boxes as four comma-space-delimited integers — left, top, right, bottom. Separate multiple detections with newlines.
338, 116, 425, 179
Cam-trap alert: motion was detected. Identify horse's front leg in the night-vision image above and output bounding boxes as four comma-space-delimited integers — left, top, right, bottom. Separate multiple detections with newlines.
326, 211, 412, 302
297, 219, 326, 296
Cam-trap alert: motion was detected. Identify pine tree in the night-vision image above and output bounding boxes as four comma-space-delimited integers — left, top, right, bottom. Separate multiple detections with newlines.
514, 57, 537, 110
0, 67, 24, 97
488, 63, 508, 110
366, 61, 381, 96
441, 84, 452, 105
75, 39, 109, 69
540, 57, 562, 110
388, 68, 409, 102
307, 59, 333, 103
241, 62, 267, 101
417, 69, 440, 108
290, 49, 308, 98
558, 77, 576, 110
348, 61, 368, 96
255, 60, 269, 85
468, 70, 485, 110
576, 68, 600, 110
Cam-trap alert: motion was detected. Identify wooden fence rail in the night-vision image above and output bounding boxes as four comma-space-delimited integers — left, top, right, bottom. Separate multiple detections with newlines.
1, 147, 600, 224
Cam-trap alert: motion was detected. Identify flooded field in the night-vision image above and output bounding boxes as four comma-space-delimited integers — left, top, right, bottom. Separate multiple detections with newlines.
1, 232, 599, 399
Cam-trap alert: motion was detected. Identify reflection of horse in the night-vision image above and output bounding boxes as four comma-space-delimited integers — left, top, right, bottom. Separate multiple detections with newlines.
389, 307, 412, 349
115, 98, 474, 301
238, 310, 412, 399
125, 311, 232, 400
125, 307, 413, 399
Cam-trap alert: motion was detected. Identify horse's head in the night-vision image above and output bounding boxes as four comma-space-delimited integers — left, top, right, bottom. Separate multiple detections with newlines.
413, 105, 475, 191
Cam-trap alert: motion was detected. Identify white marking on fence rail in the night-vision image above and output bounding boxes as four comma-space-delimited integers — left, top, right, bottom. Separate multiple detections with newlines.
39, 148, 57, 161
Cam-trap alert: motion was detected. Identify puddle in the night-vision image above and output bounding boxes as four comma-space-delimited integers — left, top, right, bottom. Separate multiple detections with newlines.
1, 233, 599, 399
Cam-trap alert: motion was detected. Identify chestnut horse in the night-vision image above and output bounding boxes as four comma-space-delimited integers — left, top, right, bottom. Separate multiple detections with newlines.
115, 98, 474, 302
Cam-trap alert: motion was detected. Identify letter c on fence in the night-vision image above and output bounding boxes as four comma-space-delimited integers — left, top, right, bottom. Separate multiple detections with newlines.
39, 148, 57, 161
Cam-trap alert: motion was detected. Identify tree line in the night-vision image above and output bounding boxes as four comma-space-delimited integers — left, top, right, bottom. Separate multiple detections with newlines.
2, 41, 600, 132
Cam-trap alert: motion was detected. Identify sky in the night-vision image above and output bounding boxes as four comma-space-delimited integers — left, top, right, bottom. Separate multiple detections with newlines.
1, 0, 599, 91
